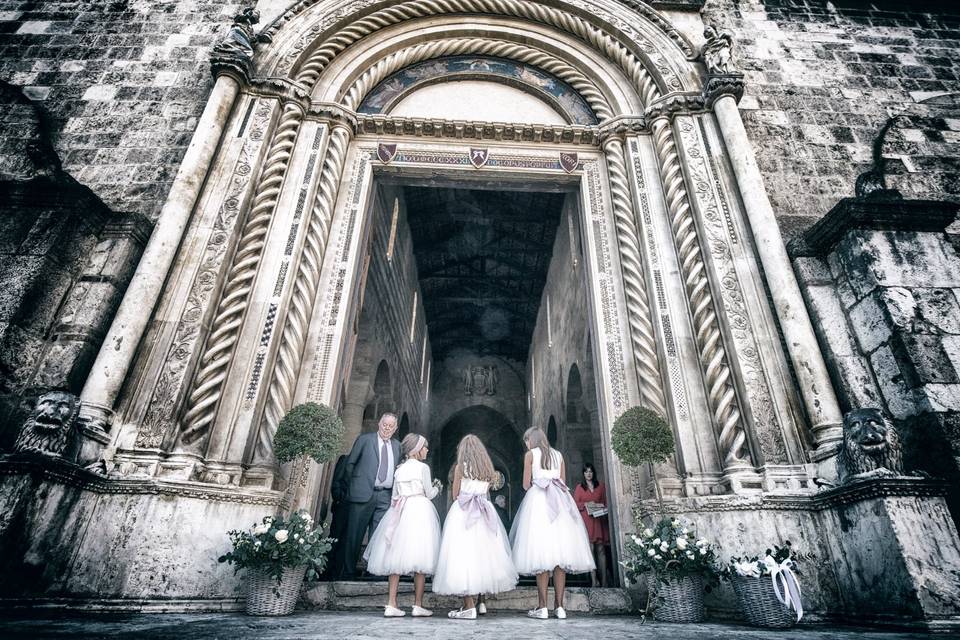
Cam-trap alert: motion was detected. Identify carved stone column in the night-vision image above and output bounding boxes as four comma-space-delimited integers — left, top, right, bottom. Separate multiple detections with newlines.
712, 90, 844, 455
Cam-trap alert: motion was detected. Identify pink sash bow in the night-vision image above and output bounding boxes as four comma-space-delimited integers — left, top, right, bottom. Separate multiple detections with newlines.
457, 492, 498, 534
383, 496, 406, 546
533, 478, 579, 522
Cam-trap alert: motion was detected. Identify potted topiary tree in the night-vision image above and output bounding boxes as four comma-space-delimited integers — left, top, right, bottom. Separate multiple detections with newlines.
610, 406, 675, 513
219, 402, 344, 616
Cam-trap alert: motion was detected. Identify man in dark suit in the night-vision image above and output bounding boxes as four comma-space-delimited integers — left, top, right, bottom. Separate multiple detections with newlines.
336, 412, 400, 579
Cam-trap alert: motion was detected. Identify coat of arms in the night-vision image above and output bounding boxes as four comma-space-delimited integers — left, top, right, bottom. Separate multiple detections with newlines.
469, 148, 489, 168
560, 152, 578, 173
377, 143, 398, 164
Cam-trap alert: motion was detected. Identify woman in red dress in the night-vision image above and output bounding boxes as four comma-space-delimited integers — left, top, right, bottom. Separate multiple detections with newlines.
572, 463, 609, 586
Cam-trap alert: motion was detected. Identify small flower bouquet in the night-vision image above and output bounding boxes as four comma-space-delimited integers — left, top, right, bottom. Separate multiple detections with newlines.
722, 542, 802, 628
219, 510, 333, 616
624, 517, 718, 622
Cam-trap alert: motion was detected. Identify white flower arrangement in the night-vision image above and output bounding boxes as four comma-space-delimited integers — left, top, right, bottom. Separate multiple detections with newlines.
623, 517, 719, 589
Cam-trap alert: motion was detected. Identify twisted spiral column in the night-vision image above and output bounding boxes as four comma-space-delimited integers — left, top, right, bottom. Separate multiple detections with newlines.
602, 137, 667, 418
180, 102, 304, 445
649, 117, 750, 468
258, 123, 352, 458
341, 37, 613, 119
294, 0, 660, 106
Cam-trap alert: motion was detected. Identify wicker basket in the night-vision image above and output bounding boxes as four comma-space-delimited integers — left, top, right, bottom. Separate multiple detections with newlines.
646, 573, 706, 623
731, 575, 798, 628
244, 566, 307, 616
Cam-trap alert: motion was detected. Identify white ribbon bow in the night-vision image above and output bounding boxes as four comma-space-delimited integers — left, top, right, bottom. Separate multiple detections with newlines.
769, 558, 803, 622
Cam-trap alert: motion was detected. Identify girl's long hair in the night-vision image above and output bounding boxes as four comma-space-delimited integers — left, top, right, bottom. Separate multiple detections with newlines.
455, 434, 497, 483
523, 426, 554, 470
401, 433, 426, 461
580, 462, 600, 491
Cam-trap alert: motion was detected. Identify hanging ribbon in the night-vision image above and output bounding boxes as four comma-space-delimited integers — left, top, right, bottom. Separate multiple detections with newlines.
383, 496, 406, 546
457, 491, 498, 534
532, 478, 579, 522
769, 558, 803, 622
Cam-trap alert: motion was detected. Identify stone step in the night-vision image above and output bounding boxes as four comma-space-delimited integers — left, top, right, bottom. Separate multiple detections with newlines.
304, 581, 633, 614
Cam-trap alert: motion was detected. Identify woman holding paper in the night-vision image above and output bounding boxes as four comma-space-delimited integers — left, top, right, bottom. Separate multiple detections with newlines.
573, 463, 610, 587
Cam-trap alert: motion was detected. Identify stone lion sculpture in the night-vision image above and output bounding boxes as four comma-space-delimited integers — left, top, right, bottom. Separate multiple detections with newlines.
836, 408, 904, 483
14, 390, 80, 458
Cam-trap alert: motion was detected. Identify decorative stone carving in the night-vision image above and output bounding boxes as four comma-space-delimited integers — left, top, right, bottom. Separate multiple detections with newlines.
702, 25, 736, 75
210, 8, 261, 79
14, 391, 81, 458
462, 365, 499, 396
837, 408, 904, 483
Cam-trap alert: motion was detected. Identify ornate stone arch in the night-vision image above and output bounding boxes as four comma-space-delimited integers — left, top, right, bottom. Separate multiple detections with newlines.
86, 0, 843, 512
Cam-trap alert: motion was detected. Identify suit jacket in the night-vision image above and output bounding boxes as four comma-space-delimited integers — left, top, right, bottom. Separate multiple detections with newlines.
343, 432, 400, 503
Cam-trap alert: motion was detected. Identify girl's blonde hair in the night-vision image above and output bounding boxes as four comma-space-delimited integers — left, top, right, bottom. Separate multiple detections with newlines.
523, 426, 554, 470
455, 434, 497, 483
401, 433, 427, 461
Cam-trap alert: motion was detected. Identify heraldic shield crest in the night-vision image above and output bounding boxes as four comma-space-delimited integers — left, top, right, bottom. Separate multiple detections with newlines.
560, 152, 578, 173
377, 143, 398, 164
469, 148, 489, 168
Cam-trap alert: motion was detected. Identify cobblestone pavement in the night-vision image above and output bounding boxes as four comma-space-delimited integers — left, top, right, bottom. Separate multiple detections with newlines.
0, 611, 939, 640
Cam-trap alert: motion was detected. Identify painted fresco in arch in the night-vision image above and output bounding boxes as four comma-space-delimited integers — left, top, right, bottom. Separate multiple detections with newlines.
358, 56, 598, 125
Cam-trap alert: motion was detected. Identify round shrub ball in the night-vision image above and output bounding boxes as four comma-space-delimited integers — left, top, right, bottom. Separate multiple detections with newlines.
274, 402, 344, 464
611, 406, 674, 467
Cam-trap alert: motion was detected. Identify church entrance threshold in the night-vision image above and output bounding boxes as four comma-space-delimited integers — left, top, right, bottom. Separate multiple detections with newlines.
322, 147, 624, 585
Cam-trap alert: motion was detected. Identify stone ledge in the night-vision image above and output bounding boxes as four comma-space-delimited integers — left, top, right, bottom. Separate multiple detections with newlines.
0, 597, 243, 614
305, 582, 632, 614
636, 476, 949, 515
0, 455, 285, 507
792, 198, 959, 257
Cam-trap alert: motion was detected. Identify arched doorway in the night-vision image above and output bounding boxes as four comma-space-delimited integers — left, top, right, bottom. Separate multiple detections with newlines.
436, 405, 524, 525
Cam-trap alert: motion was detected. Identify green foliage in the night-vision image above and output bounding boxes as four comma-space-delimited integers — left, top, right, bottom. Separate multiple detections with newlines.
218, 511, 334, 584
273, 402, 344, 464
624, 517, 720, 590
611, 406, 674, 467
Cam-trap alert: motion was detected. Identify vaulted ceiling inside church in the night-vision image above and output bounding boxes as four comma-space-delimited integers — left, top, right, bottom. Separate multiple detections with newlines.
403, 186, 565, 361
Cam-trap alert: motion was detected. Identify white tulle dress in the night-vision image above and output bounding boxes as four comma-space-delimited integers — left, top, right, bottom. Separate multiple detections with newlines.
510, 448, 596, 575
363, 459, 441, 576
432, 477, 519, 596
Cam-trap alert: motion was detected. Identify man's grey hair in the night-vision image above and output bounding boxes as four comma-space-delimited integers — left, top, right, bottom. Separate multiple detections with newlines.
379, 412, 398, 423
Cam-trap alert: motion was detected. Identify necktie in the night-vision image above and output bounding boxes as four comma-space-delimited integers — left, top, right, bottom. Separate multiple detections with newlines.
377, 439, 389, 483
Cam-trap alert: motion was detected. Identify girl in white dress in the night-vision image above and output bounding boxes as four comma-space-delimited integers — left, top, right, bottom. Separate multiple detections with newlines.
433, 434, 518, 619
363, 433, 442, 618
510, 427, 595, 619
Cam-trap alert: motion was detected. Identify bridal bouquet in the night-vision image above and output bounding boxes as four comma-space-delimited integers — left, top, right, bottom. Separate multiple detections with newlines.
218, 510, 333, 584
624, 517, 718, 586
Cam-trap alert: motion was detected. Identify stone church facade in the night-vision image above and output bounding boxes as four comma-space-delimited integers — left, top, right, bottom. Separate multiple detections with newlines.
0, 0, 958, 628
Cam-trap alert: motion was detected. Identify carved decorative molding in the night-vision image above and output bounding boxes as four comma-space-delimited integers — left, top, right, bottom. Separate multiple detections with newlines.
340, 37, 616, 121
649, 117, 750, 469
597, 115, 648, 141
603, 137, 667, 417
273, 0, 669, 104
0, 457, 286, 507
644, 92, 706, 121
703, 73, 745, 107
180, 103, 305, 447
259, 123, 354, 459
356, 115, 600, 145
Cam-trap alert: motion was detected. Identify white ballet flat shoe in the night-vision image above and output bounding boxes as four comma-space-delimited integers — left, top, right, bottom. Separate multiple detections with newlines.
526, 607, 548, 619
384, 605, 406, 617
412, 605, 434, 617
477, 602, 487, 615
448, 607, 477, 620
554, 606, 567, 619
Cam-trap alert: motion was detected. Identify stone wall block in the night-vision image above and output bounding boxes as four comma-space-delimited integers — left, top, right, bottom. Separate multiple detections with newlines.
54, 280, 120, 338
870, 344, 918, 419
848, 291, 891, 354
837, 231, 960, 297
832, 356, 884, 411
918, 383, 960, 415
793, 255, 834, 285
914, 288, 960, 335
30, 339, 97, 391
891, 333, 959, 387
